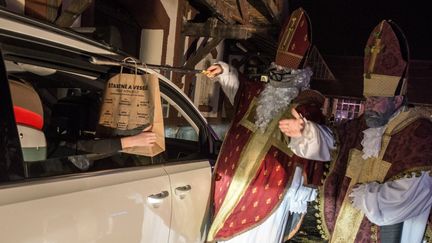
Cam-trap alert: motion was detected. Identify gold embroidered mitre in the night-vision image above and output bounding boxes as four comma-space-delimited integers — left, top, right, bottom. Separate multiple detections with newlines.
363, 20, 409, 97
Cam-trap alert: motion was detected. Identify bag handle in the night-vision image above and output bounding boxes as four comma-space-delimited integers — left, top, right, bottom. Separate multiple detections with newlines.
120, 57, 139, 75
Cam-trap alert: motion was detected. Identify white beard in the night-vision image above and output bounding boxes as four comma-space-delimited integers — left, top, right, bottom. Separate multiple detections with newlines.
255, 84, 299, 133
254, 66, 313, 133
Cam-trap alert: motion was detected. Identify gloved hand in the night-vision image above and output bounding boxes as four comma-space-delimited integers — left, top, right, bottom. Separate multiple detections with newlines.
203, 64, 223, 78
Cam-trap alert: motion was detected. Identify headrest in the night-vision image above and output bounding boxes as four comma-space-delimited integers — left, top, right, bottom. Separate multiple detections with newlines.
9, 79, 44, 129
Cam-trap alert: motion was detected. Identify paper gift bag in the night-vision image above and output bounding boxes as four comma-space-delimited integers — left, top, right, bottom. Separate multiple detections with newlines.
97, 58, 165, 157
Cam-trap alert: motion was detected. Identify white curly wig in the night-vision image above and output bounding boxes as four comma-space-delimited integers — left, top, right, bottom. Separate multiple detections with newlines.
255, 63, 313, 132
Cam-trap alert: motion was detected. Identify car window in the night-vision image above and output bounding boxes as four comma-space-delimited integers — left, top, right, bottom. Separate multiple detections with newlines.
0, 58, 209, 182
163, 98, 198, 142
160, 93, 202, 162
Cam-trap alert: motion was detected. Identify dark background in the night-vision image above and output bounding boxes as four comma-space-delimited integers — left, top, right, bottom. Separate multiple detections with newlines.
292, 0, 432, 60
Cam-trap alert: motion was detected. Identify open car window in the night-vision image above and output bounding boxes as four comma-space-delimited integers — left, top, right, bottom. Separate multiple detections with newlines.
0, 56, 211, 182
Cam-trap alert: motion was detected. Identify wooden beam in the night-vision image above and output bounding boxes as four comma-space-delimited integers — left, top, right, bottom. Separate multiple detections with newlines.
195, 0, 241, 24
245, 0, 282, 24
184, 37, 222, 70
55, 0, 92, 27
262, 0, 281, 23
236, 0, 250, 24
182, 18, 277, 39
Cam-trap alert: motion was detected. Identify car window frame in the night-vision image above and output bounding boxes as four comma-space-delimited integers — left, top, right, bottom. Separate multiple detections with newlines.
0, 49, 25, 181
0, 50, 216, 184
0, 8, 218, 183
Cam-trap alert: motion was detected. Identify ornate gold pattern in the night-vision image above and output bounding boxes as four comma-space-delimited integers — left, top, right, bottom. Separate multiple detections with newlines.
277, 50, 304, 58
370, 225, 378, 242
266, 198, 272, 204
328, 108, 426, 243
241, 219, 247, 224
366, 21, 385, 77
207, 100, 297, 241
252, 187, 257, 194
281, 13, 299, 50
331, 147, 391, 243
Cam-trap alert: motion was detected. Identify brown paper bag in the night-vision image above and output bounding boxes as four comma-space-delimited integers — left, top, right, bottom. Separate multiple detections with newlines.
97, 58, 165, 157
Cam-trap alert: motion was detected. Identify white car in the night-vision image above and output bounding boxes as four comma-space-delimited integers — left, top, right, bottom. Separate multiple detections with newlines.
0, 8, 219, 243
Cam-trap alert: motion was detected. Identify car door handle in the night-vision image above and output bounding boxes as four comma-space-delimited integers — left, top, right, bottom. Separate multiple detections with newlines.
147, 191, 169, 207
175, 185, 191, 199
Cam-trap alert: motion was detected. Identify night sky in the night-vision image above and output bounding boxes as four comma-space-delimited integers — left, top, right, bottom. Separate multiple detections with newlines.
294, 0, 432, 60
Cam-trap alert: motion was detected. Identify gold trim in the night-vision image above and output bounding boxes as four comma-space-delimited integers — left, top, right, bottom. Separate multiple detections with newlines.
318, 185, 330, 240
425, 222, 432, 243
270, 134, 294, 157
207, 104, 290, 241
328, 109, 426, 242
277, 50, 304, 59
331, 143, 392, 242
319, 127, 340, 240
385, 109, 421, 136
387, 166, 432, 181
239, 98, 258, 133
280, 10, 304, 52
363, 73, 401, 97
365, 21, 385, 76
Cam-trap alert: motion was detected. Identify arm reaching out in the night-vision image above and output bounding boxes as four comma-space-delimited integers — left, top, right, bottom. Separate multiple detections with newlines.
279, 108, 305, 138
280, 108, 335, 161
204, 62, 239, 105
121, 125, 157, 149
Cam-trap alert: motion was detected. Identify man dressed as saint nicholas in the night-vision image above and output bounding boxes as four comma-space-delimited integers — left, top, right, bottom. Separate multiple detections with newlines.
203, 8, 335, 243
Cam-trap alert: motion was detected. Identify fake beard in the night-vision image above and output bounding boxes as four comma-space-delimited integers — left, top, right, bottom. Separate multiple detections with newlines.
364, 107, 395, 128
255, 84, 299, 132
254, 66, 312, 132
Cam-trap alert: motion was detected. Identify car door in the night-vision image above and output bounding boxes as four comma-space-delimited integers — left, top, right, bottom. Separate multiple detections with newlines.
0, 48, 174, 243
165, 162, 211, 243
0, 9, 218, 242
159, 90, 213, 243
0, 167, 172, 243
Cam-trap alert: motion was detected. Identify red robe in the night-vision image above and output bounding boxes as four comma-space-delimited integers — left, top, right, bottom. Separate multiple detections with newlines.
208, 76, 326, 241
320, 110, 432, 242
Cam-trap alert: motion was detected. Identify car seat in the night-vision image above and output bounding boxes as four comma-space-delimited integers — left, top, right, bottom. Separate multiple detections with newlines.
9, 79, 47, 161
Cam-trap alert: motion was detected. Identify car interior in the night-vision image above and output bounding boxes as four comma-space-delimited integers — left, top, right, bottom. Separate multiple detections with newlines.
1, 57, 214, 180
